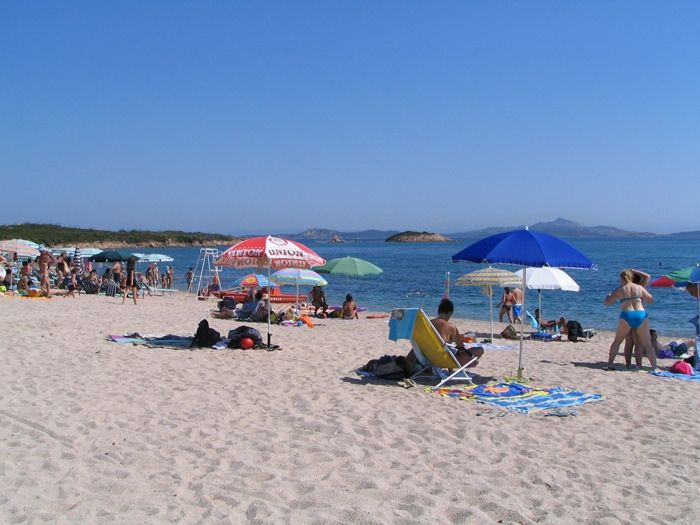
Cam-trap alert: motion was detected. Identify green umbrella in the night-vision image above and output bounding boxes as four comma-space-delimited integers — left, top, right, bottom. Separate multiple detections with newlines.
89, 250, 138, 262
313, 256, 383, 293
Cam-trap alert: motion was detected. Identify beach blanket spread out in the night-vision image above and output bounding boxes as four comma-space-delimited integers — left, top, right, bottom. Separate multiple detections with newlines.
651, 370, 700, 382
432, 382, 604, 415
107, 333, 194, 349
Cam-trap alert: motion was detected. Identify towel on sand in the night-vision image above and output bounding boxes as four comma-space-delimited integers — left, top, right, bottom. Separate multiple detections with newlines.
651, 370, 700, 382
433, 382, 604, 415
108, 333, 194, 349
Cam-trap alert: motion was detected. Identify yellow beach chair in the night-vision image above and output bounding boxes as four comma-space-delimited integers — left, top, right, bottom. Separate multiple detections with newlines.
389, 308, 478, 389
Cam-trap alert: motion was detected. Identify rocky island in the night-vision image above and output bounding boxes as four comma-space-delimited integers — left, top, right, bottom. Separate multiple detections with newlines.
385, 231, 453, 243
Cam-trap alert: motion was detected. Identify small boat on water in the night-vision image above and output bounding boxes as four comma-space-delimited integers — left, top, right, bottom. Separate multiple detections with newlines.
214, 286, 302, 304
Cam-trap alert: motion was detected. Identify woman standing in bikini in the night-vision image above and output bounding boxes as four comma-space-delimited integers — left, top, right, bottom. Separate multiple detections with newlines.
499, 287, 515, 323
604, 269, 657, 371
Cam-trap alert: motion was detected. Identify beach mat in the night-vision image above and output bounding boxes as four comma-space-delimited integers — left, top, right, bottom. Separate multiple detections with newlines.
651, 370, 700, 382
108, 333, 194, 349
466, 342, 514, 351
432, 382, 604, 415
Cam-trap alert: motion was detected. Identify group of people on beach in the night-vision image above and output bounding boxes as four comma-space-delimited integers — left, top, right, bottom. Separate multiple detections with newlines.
0, 249, 178, 304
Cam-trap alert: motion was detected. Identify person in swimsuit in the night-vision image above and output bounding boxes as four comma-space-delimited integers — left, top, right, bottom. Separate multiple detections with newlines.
604, 269, 657, 371
431, 298, 484, 367
512, 287, 524, 324
622, 269, 651, 368
121, 255, 138, 305
341, 293, 359, 319
38, 250, 55, 297
499, 287, 515, 323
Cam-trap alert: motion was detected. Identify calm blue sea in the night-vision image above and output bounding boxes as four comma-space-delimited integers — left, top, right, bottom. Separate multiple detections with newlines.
127, 237, 700, 337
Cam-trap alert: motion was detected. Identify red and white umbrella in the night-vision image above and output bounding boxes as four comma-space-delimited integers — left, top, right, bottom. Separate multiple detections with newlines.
216, 236, 325, 270
216, 236, 325, 347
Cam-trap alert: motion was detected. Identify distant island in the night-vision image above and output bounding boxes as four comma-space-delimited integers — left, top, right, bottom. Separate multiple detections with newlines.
0, 223, 240, 248
385, 231, 453, 243
280, 218, 700, 241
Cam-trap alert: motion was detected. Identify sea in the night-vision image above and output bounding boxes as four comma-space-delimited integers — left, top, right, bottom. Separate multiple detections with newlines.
110, 237, 700, 337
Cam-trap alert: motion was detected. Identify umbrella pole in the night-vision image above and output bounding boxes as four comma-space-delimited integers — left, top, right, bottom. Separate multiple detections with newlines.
518, 269, 527, 379
538, 290, 542, 319
267, 265, 272, 349
489, 286, 494, 342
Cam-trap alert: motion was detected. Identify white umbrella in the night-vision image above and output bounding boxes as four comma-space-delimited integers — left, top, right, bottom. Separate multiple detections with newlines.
131, 253, 174, 263
513, 267, 580, 319
456, 267, 521, 341
271, 268, 328, 304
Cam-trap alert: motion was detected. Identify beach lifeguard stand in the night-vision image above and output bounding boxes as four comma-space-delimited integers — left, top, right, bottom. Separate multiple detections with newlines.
188, 248, 223, 298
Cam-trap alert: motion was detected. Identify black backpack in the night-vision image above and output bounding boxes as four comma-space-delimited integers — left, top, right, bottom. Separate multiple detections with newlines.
359, 355, 412, 380
192, 319, 221, 347
227, 325, 263, 349
566, 320, 584, 342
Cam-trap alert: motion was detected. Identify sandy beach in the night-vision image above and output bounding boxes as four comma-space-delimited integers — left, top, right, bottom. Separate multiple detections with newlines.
1, 293, 698, 524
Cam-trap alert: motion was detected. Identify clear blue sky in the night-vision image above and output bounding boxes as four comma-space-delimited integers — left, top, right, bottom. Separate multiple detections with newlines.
2, 2, 698, 235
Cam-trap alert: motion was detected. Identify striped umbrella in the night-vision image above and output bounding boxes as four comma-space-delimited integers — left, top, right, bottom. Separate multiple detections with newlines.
216, 236, 325, 348
0, 239, 41, 258
456, 267, 521, 341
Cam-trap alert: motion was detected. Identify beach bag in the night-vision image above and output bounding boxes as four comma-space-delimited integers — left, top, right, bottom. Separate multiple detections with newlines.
669, 360, 694, 375
359, 355, 412, 380
192, 319, 221, 347
501, 324, 518, 340
227, 326, 263, 349
566, 320, 584, 342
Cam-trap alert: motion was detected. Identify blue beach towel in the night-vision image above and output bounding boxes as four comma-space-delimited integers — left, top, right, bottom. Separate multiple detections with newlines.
651, 370, 700, 382
108, 334, 194, 349
434, 382, 604, 415
388, 308, 418, 341
476, 388, 604, 415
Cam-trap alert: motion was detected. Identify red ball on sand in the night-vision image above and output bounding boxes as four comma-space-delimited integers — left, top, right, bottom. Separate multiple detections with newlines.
240, 337, 254, 350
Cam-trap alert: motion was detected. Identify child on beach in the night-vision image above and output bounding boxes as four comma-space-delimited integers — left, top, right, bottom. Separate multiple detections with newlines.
65, 268, 78, 298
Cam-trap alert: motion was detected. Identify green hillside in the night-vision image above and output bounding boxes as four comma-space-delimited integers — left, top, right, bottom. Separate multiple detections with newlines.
0, 223, 239, 247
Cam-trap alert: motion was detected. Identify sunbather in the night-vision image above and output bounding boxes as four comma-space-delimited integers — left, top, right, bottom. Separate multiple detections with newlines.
429, 298, 483, 367
341, 293, 359, 319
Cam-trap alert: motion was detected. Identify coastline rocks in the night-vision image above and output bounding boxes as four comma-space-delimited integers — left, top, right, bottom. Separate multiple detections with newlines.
385, 231, 452, 243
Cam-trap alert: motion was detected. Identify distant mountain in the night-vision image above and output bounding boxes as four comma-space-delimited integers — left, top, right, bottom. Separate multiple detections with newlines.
283, 228, 399, 242
665, 230, 700, 239
448, 218, 657, 238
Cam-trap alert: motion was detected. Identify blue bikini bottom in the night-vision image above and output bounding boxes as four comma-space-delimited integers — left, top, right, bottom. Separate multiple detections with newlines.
620, 310, 647, 329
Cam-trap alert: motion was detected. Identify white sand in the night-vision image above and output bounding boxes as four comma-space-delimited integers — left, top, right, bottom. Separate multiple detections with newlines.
1, 294, 698, 524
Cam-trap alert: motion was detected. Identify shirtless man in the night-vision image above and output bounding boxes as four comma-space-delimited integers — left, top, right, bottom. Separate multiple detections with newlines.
112, 260, 123, 288
431, 298, 484, 367
39, 250, 55, 297
512, 287, 524, 324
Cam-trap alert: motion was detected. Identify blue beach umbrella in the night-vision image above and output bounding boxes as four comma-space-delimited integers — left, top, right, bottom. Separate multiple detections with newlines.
452, 228, 596, 377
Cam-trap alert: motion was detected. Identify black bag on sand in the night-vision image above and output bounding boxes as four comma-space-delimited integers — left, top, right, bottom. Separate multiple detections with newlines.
227, 326, 263, 349
359, 355, 412, 380
192, 319, 221, 347
566, 320, 584, 342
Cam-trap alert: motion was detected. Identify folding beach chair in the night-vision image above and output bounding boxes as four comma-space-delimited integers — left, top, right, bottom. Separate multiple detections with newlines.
389, 308, 478, 389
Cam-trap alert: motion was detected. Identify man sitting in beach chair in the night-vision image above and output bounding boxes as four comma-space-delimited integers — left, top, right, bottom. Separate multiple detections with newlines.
389, 299, 484, 389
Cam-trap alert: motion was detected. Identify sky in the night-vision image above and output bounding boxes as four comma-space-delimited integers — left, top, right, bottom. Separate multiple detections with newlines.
2, 2, 699, 235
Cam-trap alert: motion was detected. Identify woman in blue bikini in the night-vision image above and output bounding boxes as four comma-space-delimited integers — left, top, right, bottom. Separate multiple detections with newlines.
604, 269, 658, 371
